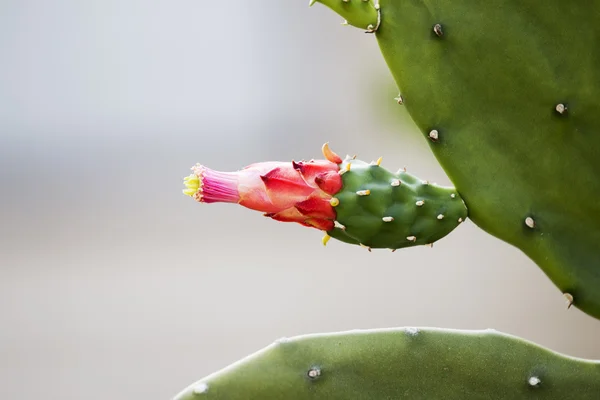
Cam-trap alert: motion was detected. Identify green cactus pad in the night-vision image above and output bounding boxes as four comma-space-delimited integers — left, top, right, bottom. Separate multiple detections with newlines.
328, 159, 467, 249
173, 327, 600, 400
313, 0, 600, 318
309, 0, 379, 31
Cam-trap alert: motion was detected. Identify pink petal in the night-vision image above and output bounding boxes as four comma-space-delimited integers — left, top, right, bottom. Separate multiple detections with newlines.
305, 218, 335, 231
191, 165, 240, 204
295, 196, 336, 220
314, 171, 343, 195
260, 167, 315, 209
265, 207, 306, 223
292, 160, 339, 187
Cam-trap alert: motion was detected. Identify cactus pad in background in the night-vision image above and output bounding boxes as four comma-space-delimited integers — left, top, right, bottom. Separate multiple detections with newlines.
311, 0, 600, 318
183, 144, 467, 250
174, 327, 600, 400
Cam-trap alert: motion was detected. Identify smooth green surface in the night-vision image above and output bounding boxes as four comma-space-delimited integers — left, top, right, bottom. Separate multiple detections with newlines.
328, 159, 467, 249
373, 0, 600, 318
174, 328, 600, 399
311, 0, 379, 31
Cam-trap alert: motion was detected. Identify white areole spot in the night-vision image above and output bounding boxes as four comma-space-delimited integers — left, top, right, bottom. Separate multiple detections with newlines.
307, 367, 321, 379
525, 217, 535, 228
528, 376, 541, 387
193, 382, 209, 394
405, 327, 419, 336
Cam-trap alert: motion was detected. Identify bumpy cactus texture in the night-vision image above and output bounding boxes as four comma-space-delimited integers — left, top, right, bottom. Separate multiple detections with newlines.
328, 157, 466, 249
174, 328, 600, 400
312, 0, 600, 319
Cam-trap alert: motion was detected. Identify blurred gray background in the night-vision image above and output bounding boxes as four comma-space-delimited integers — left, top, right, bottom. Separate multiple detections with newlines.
1, 1, 598, 399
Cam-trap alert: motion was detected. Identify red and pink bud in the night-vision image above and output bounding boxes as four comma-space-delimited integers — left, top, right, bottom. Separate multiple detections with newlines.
183, 144, 344, 231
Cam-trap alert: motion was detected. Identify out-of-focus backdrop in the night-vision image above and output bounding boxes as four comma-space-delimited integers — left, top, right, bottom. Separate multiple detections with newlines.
1, 1, 599, 399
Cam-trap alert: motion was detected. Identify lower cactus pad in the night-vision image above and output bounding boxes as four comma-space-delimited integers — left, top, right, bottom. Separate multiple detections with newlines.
173, 327, 600, 400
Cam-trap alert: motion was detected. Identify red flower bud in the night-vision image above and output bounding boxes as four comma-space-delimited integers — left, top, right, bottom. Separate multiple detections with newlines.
183, 144, 344, 231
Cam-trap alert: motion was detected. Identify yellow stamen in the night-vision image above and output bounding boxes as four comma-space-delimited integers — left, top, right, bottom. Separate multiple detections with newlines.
322, 234, 331, 246
330, 197, 340, 207
183, 174, 200, 197
376, 156, 382, 166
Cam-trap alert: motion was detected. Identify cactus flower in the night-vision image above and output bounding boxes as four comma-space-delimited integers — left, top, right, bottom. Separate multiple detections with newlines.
183, 143, 467, 250
183, 143, 344, 231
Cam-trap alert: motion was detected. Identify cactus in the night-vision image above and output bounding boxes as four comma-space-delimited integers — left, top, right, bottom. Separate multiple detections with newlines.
309, 0, 600, 319
173, 327, 600, 400
173, 3, 600, 398
183, 144, 467, 250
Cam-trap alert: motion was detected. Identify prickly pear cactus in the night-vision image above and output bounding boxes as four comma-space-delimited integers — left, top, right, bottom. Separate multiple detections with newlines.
311, 0, 600, 319
173, 328, 600, 400
183, 144, 466, 250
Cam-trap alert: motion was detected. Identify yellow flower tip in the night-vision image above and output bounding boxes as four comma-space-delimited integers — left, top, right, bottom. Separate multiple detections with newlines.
330, 197, 340, 207
376, 156, 382, 166
338, 162, 352, 176
321, 142, 343, 164
183, 174, 200, 197
322, 234, 331, 246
